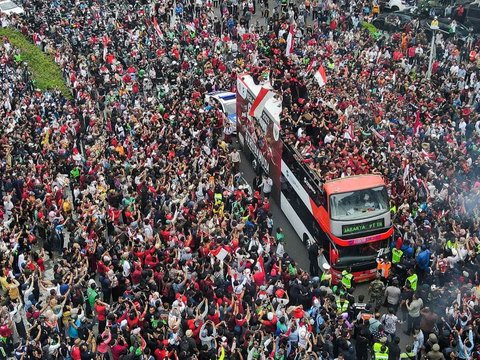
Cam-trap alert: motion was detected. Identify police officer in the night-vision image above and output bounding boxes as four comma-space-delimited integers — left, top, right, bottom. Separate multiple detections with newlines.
400, 345, 415, 359
405, 268, 418, 292
391, 247, 403, 265
375, 345, 389, 360
336, 293, 350, 315
369, 273, 385, 311
341, 268, 354, 291
320, 263, 332, 287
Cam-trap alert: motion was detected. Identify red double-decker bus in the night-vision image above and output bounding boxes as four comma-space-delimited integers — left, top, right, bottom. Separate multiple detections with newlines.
236, 73, 393, 283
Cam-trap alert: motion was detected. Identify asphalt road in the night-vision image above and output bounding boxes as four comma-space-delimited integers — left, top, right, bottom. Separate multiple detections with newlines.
238, 140, 311, 270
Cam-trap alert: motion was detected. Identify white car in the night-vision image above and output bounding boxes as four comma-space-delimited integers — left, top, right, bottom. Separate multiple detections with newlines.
384, 0, 414, 12
0, 0, 24, 15
204, 91, 237, 133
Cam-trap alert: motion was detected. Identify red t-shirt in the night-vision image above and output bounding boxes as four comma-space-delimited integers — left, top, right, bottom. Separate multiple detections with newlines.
112, 344, 128, 360
71, 345, 81, 360
94, 304, 107, 321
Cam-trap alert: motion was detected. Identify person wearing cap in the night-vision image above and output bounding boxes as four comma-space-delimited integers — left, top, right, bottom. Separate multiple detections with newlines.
426, 343, 445, 360
400, 345, 416, 359
369, 273, 385, 312
321, 263, 332, 286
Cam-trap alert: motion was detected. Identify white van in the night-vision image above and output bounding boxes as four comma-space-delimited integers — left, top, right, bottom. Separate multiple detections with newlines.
0, 0, 24, 15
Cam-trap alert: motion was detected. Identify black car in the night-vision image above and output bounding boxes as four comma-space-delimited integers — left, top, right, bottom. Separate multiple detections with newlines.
419, 17, 472, 40
454, 2, 480, 33
372, 11, 415, 31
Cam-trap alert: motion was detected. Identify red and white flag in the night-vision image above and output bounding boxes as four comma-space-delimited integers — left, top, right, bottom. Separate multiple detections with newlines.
249, 87, 274, 118
306, 58, 317, 74
403, 163, 410, 185
413, 110, 422, 136
344, 122, 355, 141
314, 65, 327, 87
152, 16, 164, 41
285, 23, 295, 56
102, 35, 109, 61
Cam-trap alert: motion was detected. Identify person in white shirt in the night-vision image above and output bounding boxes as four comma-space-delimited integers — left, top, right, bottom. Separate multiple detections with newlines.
261, 175, 273, 198
324, 131, 335, 144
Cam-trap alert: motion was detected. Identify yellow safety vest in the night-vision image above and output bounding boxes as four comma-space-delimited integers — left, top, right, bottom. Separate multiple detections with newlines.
406, 273, 418, 291
336, 299, 349, 314
373, 343, 389, 354
321, 271, 331, 285
375, 352, 389, 360
342, 273, 353, 289
392, 248, 403, 264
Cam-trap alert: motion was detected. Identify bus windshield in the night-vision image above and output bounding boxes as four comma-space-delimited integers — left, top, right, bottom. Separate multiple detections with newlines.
330, 186, 389, 221
336, 240, 389, 266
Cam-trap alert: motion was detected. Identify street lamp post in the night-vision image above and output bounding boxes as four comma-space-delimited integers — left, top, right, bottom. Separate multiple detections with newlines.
426, 17, 439, 80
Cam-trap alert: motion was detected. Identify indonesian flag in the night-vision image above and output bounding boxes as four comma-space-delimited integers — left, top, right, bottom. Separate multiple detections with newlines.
306, 58, 317, 74
285, 23, 295, 56
249, 87, 274, 118
314, 65, 327, 87
152, 16, 164, 41
413, 110, 422, 136
102, 36, 109, 62
403, 163, 410, 185
371, 127, 385, 142
343, 121, 355, 141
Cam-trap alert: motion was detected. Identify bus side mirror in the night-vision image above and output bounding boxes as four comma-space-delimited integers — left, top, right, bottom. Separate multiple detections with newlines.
331, 249, 339, 264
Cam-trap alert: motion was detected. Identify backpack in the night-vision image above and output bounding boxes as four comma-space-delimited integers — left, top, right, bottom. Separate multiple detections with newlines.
179, 338, 190, 354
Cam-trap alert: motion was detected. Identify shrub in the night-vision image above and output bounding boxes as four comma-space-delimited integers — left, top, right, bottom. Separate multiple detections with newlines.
0, 28, 70, 98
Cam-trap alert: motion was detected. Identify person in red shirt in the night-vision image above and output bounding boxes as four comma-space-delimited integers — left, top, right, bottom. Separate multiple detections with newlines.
94, 298, 109, 334
111, 336, 129, 360
70, 338, 82, 360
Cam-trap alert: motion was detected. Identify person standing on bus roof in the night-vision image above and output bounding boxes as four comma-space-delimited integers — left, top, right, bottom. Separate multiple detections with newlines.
261, 174, 273, 198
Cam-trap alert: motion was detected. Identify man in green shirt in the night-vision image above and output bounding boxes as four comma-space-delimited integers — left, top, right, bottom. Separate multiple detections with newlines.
86, 281, 99, 318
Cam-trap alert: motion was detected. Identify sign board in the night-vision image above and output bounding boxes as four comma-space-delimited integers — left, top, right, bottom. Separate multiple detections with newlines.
342, 219, 385, 236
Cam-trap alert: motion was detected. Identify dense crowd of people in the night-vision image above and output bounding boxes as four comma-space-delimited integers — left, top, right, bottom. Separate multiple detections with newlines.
0, 0, 479, 359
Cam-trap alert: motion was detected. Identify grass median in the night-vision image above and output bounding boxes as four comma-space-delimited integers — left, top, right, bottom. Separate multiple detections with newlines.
0, 28, 70, 98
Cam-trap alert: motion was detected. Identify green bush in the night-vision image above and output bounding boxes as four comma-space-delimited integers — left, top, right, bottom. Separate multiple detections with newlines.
0, 28, 70, 98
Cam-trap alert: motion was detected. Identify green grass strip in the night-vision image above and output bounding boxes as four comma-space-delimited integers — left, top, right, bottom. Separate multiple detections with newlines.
0, 28, 71, 98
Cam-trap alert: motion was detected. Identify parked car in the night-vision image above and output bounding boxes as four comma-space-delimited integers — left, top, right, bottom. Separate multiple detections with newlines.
454, 2, 480, 33
0, 0, 24, 14
384, 0, 415, 12
372, 11, 415, 31
204, 91, 237, 133
419, 17, 472, 40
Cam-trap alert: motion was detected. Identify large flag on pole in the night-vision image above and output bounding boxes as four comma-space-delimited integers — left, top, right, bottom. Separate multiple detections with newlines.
152, 16, 164, 41
285, 23, 295, 56
314, 65, 327, 87
249, 87, 274, 118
